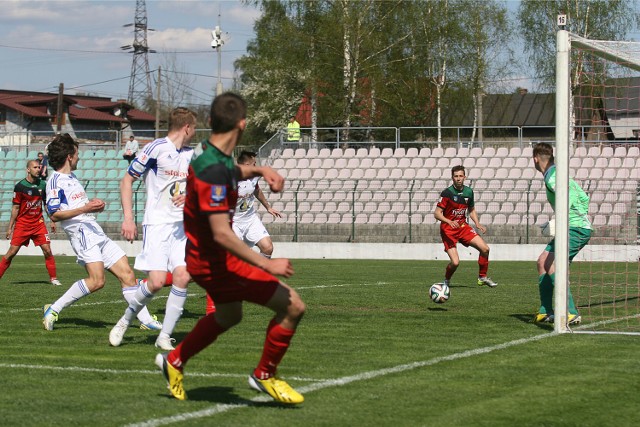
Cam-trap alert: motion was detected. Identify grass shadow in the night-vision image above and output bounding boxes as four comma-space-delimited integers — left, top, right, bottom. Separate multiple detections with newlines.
10, 280, 53, 286
186, 386, 303, 409
58, 317, 111, 329
510, 313, 553, 330
147, 308, 203, 320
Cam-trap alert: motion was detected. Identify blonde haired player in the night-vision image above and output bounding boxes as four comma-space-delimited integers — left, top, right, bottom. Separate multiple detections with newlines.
109, 107, 198, 350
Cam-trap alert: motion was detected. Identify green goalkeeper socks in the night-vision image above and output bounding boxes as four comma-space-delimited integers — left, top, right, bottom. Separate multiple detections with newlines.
538, 273, 554, 314
539, 273, 579, 315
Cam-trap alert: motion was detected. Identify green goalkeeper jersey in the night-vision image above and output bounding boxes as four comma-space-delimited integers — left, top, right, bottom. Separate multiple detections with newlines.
544, 165, 592, 230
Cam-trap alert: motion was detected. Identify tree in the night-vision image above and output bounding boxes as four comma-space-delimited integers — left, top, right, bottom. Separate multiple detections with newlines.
518, 0, 637, 91
234, 0, 524, 141
235, 1, 310, 136
456, 0, 514, 143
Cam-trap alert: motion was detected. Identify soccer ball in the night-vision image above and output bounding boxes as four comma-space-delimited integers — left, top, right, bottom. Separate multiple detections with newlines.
430, 283, 450, 304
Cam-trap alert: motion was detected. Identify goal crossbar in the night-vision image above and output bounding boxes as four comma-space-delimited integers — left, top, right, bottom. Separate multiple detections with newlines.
570, 33, 640, 72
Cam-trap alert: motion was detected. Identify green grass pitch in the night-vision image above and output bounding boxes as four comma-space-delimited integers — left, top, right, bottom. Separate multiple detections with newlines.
1, 257, 638, 426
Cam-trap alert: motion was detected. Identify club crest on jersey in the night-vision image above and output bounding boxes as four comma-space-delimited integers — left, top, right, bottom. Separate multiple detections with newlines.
210, 185, 226, 205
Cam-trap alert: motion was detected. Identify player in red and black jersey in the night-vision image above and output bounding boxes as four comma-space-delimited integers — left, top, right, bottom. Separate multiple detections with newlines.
155, 92, 305, 404
0, 159, 60, 286
434, 165, 497, 288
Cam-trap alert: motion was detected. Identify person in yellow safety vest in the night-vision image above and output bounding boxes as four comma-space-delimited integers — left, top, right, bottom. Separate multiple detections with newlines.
287, 116, 300, 142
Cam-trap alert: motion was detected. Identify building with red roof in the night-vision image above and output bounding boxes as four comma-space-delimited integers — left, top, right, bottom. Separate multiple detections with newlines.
0, 90, 156, 147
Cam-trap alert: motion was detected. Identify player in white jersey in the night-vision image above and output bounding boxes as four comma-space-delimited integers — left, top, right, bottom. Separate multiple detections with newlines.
233, 151, 281, 256
205, 150, 281, 315
42, 134, 156, 331
109, 107, 198, 350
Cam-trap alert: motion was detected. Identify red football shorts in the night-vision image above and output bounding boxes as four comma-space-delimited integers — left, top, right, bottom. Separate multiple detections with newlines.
11, 222, 50, 247
440, 223, 478, 251
190, 254, 280, 305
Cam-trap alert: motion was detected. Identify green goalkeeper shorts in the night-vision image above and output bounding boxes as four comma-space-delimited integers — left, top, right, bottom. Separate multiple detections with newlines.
545, 227, 591, 262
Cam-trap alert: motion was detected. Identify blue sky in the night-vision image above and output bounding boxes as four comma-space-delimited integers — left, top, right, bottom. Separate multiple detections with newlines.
0, 0, 260, 106
2, 1, 638, 106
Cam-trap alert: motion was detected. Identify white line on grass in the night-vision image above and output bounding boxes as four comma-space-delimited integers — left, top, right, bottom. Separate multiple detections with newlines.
0, 363, 325, 382
0, 294, 186, 315
125, 331, 559, 427
0, 282, 382, 315
296, 282, 388, 290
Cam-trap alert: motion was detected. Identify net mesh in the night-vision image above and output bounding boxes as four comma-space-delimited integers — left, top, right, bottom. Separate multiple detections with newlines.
569, 35, 640, 334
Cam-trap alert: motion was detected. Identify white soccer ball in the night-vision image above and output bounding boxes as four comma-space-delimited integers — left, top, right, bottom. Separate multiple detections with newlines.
540, 218, 556, 237
430, 283, 450, 304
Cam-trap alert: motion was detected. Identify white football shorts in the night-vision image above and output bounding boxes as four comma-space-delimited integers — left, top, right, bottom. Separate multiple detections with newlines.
232, 215, 269, 248
68, 223, 126, 269
134, 222, 187, 273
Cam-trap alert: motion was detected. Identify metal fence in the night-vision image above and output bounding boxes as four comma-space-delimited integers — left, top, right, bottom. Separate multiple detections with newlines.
264, 124, 640, 153
0, 177, 635, 245
255, 178, 637, 245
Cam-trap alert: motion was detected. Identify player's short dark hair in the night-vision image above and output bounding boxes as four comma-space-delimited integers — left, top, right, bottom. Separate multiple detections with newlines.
168, 107, 197, 132
237, 150, 257, 164
210, 92, 246, 134
533, 142, 554, 162
27, 159, 40, 168
47, 133, 78, 171
451, 165, 465, 175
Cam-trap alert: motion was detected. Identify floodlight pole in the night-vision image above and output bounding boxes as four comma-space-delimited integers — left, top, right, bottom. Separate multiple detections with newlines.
155, 66, 161, 139
217, 42, 223, 96
213, 8, 223, 96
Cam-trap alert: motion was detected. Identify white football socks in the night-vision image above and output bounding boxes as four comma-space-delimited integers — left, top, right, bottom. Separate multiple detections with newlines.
161, 285, 187, 337
51, 279, 90, 313
122, 284, 155, 324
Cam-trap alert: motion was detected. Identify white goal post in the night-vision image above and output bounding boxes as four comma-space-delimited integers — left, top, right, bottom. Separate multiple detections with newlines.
555, 30, 640, 335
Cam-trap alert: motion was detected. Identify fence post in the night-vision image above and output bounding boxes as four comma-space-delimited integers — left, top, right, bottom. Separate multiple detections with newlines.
293, 181, 301, 242
409, 179, 416, 243
350, 180, 359, 242
526, 179, 532, 243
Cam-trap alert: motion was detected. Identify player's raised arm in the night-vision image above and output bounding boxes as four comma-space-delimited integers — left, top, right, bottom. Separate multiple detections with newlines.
237, 164, 285, 193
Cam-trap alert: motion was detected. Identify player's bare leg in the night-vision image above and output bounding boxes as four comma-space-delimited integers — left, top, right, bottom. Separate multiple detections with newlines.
256, 236, 274, 258
83, 261, 109, 291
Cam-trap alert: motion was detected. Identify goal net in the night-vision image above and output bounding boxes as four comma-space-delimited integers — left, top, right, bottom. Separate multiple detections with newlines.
556, 31, 640, 335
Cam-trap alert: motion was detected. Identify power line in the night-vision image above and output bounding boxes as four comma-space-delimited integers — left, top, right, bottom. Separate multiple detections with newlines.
66, 75, 133, 91
0, 43, 245, 55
